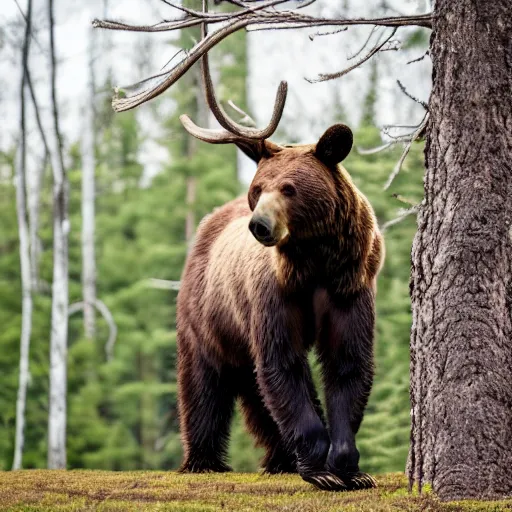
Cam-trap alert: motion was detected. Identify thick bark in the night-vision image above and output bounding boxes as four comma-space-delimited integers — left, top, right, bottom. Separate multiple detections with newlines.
47, 0, 69, 470
410, 0, 512, 500
12, 0, 33, 471
81, 29, 97, 340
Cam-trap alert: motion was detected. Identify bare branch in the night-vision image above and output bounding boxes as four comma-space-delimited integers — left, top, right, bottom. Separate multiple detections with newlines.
308, 27, 347, 41
381, 205, 419, 232
356, 142, 394, 155
307, 28, 398, 84
148, 278, 181, 291
93, 12, 432, 33
93, 1, 431, 111
383, 113, 429, 190
227, 100, 257, 127
68, 300, 118, 361
407, 49, 430, 65
392, 193, 418, 207
396, 79, 428, 109
347, 26, 379, 60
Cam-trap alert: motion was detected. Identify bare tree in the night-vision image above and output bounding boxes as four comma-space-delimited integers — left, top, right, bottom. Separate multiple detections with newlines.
12, 0, 33, 471
47, 0, 69, 470
26, 69, 50, 291
81, 28, 97, 340
94, 0, 512, 500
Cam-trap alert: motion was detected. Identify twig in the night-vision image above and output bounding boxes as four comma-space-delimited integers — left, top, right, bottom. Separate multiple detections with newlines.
347, 26, 379, 60
148, 278, 181, 291
356, 142, 393, 155
68, 300, 118, 361
93, 4, 431, 111
381, 205, 419, 232
227, 100, 257, 127
383, 112, 429, 190
396, 79, 428, 109
307, 28, 397, 83
407, 49, 429, 65
309, 27, 347, 41
392, 193, 418, 207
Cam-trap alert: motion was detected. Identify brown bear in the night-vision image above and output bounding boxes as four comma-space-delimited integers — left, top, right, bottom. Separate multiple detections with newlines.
176, 123, 384, 491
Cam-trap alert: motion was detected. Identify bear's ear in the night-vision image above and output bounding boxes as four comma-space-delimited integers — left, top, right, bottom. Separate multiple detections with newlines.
314, 124, 353, 167
236, 139, 283, 163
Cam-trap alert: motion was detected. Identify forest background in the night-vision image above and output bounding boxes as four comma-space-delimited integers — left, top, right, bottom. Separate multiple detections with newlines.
0, 0, 430, 473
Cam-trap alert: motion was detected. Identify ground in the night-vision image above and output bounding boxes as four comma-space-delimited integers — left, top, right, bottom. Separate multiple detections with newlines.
0, 471, 511, 511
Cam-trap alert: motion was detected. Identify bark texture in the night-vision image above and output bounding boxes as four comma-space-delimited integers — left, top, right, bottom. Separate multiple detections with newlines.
47, 0, 69, 470
81, 28, 97, 340
12, 0, 33, 470
409, 0, 512, 501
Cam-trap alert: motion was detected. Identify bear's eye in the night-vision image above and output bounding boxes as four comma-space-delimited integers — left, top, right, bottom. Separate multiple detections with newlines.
280, 184, 296, 197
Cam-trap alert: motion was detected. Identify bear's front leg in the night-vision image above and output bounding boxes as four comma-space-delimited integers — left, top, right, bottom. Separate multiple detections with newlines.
252, 301, 347, 491
317, 288, 377, 490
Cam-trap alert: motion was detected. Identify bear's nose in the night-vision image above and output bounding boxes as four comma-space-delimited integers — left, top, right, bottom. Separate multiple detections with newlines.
249, 217, 273, 243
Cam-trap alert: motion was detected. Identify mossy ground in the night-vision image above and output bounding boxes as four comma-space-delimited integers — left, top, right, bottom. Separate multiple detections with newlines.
0, 471, 510, 512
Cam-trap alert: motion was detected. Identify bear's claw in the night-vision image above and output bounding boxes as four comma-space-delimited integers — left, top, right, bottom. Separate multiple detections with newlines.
303, 471, 377, 492
301, 471, 347, 491
340, 471, 377, 490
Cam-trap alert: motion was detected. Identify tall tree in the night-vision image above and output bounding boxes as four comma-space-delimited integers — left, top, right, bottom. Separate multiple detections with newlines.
409, 0, 512, 499
47, 0, 69, 469
81, 29, 97, 340
12, 0, 33, 471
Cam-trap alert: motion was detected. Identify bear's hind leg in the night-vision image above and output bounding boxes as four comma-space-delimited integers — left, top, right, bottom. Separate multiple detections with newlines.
178, 339, 236, 473
238, 367, 296, 474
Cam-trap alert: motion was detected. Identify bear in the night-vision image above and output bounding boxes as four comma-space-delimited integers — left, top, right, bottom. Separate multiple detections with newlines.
176, 124, 384, 491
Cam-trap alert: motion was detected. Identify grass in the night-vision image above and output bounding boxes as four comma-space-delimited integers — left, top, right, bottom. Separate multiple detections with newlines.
0, 471, 511, 512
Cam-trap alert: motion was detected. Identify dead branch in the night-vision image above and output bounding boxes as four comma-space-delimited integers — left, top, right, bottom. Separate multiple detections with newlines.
407, 49, 429, 65
307, 28, 398, 84
347, 26, 379, 60
308, 27, 347, 41
69, 300, 118, 361
381, 205, 419, 232
396, 79, 428, 109
356, 142, 394, 155
93, 2, 431, 111
227, 100, 257, 127
383, 112, 429, 190
148, 278, 181, 291
392, 193, 418, 207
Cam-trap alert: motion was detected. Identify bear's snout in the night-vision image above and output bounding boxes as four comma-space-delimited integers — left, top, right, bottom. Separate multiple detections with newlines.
249, 215, 276, 246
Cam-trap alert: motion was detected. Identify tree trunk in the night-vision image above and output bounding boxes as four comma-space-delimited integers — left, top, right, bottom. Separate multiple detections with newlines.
409, 0, 512, 500
47, 0, 69, 470
12, 0, 33, 470
81, 29, 97, 340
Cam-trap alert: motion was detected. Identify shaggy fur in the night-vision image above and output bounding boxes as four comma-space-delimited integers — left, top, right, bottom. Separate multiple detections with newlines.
176, 125, 384, 490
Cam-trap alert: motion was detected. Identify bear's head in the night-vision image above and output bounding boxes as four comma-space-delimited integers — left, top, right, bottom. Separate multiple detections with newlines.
247, 124, 354, 247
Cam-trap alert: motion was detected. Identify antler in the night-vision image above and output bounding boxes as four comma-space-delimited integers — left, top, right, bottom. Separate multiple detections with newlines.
180, 0, 288, 142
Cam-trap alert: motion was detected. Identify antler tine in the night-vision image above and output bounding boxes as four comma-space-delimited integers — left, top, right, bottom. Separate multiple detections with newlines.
198, 0, 287, 140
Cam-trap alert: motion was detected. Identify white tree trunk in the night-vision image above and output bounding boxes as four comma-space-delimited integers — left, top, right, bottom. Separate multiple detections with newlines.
81, 29, 97, 340
12, 0, 33, 471
47, 0, 69, 470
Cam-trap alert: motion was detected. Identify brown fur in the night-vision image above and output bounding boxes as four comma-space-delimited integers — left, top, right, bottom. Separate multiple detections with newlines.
176, 125, 384, 489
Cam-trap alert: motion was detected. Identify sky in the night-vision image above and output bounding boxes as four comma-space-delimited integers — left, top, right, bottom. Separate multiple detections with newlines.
1, 0, 432, 185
